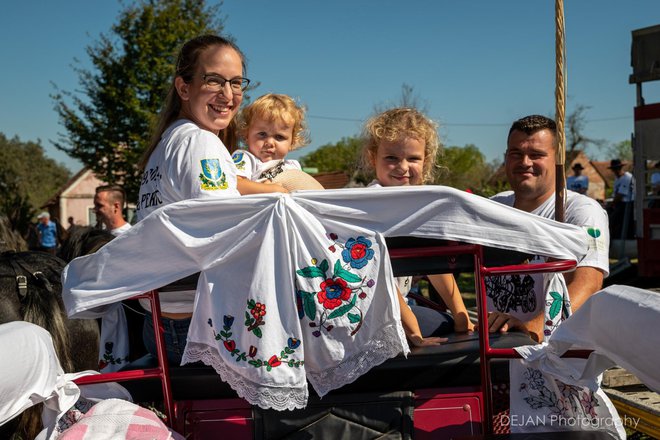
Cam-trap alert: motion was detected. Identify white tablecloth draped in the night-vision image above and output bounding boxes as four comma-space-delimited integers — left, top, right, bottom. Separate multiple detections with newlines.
62, 186, 590, 410
510, 284, 660, 439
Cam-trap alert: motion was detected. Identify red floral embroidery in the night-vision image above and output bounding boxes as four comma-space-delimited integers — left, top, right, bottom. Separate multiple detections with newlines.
317, 278, 351, 310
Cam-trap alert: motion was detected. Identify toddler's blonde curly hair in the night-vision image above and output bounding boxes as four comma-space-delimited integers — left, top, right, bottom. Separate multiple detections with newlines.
361, 108, 440, 184
237, 93, 310, 150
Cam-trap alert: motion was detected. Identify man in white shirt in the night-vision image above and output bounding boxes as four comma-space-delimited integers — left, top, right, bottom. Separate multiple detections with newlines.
94, 185, 132, 236
487, 115, 609, 342
609, 159, 635, 239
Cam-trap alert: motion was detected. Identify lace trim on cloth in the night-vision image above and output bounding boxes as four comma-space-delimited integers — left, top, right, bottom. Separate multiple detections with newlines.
307, 323, 408, 397
182, 342, 309, 411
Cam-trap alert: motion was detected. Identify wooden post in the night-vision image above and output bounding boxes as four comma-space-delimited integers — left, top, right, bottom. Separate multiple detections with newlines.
555, 0, 566, 222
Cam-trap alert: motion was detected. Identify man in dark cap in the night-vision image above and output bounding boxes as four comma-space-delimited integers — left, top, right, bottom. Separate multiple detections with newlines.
609, 159, 635, 239
567, 162, 589, 195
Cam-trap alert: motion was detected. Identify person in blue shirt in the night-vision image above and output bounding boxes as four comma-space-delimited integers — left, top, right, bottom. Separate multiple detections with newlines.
36, 212, 58, 254
566, 162, 589, 195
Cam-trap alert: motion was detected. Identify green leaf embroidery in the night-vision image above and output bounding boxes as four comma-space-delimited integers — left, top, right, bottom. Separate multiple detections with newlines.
253, 327, 263, 338
333, 259, 362, 283
319, 259, 329, 274
247, 299, 256, 309
550, 291, 562, 301
549, 291, 563, 319
296, 266, 326, 278
347, 313, 361, 324
328, 294, 357, 319
587, 227, 601, 238
303, 291, 317, 321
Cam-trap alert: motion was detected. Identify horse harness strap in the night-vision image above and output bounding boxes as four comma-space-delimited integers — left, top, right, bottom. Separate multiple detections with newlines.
8, 254, 56, 299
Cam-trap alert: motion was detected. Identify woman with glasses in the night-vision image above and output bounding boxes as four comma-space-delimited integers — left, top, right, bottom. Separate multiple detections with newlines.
135, 35, 286, 364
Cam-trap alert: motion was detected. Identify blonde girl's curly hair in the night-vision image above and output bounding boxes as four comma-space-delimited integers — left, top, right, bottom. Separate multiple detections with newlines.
361, 107, 440, 184
237, 93, 310, 150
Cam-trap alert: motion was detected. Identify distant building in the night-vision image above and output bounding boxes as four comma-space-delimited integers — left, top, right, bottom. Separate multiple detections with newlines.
41, 168, 106, 226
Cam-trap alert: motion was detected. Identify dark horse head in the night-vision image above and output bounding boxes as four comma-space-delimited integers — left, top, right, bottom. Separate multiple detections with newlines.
0, 226, 114, 439
58, 226, 115, 263
0, 226, 115, 373
0, 251, 98, 373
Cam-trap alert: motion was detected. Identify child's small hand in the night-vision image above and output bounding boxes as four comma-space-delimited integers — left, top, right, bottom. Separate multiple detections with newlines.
408, 335, 448, 347
453, 313, 475, 333
266, 183, 288, 193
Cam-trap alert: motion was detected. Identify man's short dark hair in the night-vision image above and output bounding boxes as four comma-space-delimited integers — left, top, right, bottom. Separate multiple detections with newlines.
508, 115, 557, 137
95, 185, 126, 206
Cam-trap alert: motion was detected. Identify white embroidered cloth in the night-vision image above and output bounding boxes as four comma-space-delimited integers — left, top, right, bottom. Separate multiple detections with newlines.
515, 284, 660, 393
507, 284, 660, 439
62, 186, 590, 410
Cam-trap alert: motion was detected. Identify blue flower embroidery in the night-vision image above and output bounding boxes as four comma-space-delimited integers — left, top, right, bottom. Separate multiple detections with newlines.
341, 236, 374, 269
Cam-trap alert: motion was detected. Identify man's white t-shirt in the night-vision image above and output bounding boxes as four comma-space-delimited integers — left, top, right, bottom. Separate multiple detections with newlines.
613, 172, 635, 202
110, 223, 132, 237
486, 190, 609, 323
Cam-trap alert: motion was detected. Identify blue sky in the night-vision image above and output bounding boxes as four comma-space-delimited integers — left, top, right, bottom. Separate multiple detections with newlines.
1, 1, 660, 173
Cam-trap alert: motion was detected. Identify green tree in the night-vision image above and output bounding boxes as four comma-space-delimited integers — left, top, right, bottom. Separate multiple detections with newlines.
604, 139, 633, 162
565, 105, 606, 155
52, 0, 224, 201
435, 144, 495, 192
300, 136, 369, 183
0, 133, 70, 234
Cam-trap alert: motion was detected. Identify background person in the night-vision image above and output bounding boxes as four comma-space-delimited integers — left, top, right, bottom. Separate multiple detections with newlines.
36, 212, 58, 254
94, 185, 131, 236
566, 162, 588, 195
650, 161, 660, 208
609, 158, 635, 239
486, 115, 609, 342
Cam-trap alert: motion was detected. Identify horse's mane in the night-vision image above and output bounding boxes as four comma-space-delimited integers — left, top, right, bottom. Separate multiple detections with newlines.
0, 251, 73, 372
0, 215, 27, 253
0, 228, 111, 439
58, 226, 115, 262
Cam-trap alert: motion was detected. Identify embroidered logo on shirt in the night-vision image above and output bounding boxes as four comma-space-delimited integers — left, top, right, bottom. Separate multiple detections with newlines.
199, 158, 228, 190
231, 152, 246, 170
583, 226, 606, 253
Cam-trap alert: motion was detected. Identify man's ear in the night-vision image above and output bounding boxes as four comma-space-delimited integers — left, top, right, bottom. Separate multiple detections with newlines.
175, 76, 190, 101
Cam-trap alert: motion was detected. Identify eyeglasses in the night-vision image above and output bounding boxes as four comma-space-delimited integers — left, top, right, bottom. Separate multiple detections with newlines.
201, 74, 250, 93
